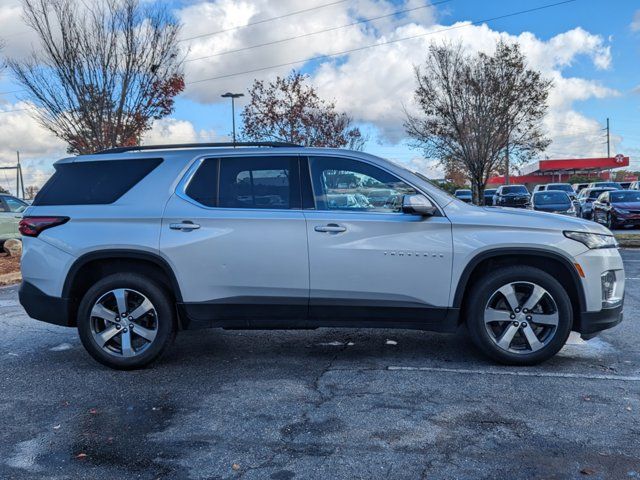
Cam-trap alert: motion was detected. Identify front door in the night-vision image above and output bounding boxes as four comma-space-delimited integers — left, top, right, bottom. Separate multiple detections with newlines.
160, 155, 309, 327
303, 155, 453, 326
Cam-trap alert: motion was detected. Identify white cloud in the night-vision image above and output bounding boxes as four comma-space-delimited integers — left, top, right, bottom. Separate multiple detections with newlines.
0, 103, 65, 192
631, 10, 640, 32
142, 118, 221, 145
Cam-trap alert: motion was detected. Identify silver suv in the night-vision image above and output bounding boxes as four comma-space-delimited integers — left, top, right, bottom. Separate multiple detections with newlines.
18, 143, 625, 369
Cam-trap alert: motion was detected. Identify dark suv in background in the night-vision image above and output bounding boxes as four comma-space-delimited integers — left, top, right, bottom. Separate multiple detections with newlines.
492, 185, 531, 208
575, 187, 616, 220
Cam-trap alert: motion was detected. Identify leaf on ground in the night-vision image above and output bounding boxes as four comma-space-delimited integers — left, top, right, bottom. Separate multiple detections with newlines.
75, 453, 87, 459
89, 408, 98, 414
232, 463, 240, 471
580, 467, 596, 475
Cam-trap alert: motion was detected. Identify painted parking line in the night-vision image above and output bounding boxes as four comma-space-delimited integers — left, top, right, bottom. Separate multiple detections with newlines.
387, 366, 640, 382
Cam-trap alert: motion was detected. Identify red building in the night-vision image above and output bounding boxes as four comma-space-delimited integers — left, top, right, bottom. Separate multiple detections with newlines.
488, 155, 634, 186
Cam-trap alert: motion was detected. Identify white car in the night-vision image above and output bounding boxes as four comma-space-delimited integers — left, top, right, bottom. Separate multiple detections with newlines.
19, 143, 625, 369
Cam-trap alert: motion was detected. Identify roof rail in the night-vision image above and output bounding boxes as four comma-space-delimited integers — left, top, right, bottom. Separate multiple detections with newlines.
95, 142, 301, 154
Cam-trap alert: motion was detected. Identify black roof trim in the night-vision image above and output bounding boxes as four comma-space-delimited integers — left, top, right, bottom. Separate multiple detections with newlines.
95, 142, 301, 154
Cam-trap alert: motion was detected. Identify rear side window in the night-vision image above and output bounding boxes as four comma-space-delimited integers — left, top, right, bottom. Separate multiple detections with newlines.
33, 158, 162, 206
185, 156, 301, 209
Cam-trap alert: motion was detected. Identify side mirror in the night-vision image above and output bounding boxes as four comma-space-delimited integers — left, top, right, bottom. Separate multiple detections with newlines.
402, 194, 437, 216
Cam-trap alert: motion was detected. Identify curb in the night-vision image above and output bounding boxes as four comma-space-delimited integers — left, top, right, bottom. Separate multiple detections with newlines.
615, 234, 640, 248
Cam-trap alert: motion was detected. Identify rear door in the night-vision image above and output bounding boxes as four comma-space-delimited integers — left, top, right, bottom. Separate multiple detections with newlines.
302, 155, 453, 325
160, 154, 309, 327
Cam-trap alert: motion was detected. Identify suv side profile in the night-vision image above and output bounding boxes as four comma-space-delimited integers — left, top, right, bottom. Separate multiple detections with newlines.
19, 144, 625, 369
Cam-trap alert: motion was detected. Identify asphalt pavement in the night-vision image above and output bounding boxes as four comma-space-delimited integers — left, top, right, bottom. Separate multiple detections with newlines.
1, 251, 639, 479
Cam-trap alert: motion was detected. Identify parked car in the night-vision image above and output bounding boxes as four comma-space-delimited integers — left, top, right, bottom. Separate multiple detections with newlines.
628, 181, 640, 190
587, 181, 623, 190
484, 189, 497, 205
572, 183, 589, 193
532, 184, 547, 193
620, 182, 632, 190
492, 184, 531, 208
529, 191, 576, 216
544, 183, 577, 201
454, 189, 472, 203
575, 187, 617, 220
0, 194, 28, 244
592, 189, 640, 229
19, 143, 624, 369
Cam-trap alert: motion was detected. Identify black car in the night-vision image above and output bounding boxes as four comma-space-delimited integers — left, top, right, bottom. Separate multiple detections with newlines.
492, 185, 530, 208
454, 189, 472, 203
529, 191, 575, 216
575, 187, 616, 220
593, 190, 640, 229
484, 189, 497, 205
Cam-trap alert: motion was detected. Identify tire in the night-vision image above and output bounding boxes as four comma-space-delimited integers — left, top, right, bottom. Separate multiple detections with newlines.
466, 266, 573, 365
77, 273, 177, 370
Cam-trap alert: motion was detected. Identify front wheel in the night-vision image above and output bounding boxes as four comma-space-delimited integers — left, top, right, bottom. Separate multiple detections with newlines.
77, 273, 177, 370
466, 266, 572, 365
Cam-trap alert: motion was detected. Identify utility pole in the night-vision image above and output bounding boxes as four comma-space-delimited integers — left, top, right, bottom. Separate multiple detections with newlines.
504, 141, 510, 185
221, 92, 244, 145
606, 117, 610, 158
16, 151, 25, 199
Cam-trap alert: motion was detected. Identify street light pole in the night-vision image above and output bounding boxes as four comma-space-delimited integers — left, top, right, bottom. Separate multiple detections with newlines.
221, 92, 244, 145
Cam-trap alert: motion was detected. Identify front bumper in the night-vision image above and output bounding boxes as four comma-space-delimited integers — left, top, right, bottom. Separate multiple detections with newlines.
579, 303, 623, 339
19, 281, 74, 327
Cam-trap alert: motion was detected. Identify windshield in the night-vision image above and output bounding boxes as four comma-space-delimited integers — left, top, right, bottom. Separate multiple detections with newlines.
594, 182, 622, 189
546, 184, 573, 192
501, 186, 528, 194
533, 191, 570, 205
455, 190, 471, 196
484, 189, 496, 195
611, 191, 640, 203
586, 189, 612, 199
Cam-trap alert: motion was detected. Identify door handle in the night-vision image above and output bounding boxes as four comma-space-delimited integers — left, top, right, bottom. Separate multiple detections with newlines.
170, 222, 200, 231
314, 224, 347, 233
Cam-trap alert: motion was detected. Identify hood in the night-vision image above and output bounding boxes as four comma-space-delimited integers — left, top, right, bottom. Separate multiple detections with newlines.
443, 201, 610, 235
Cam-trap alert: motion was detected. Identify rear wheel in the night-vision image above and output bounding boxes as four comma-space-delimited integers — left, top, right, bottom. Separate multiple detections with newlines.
466, 266, 572, 365
77, 273, 176, 370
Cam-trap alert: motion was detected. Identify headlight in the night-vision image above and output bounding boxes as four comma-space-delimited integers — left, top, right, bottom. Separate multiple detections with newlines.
564, 231, 618, 249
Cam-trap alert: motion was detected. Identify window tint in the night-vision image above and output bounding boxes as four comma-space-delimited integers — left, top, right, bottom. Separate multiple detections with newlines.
534, 191, 570, 205
185, 158, 218, 207
546, 184, 573, 192
308, 156, 416, 212
33, 158, 162, 206
186, 156, 300, 209
4, 196, 27, 213
501, 186, 528, 194
611, 191, 640, 202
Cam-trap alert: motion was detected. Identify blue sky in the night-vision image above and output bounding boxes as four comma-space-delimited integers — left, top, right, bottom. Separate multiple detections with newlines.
0, 0, 639, 190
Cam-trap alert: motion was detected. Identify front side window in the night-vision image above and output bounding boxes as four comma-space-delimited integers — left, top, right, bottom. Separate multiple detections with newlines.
185, 156, 300, 209
308, 156, 416, 212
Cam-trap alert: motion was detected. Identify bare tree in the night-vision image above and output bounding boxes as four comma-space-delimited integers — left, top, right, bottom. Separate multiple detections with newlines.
24, 185, 40, 199
8, 0, 184, 154
406, 41, 551, 204
241, 71, 365, 150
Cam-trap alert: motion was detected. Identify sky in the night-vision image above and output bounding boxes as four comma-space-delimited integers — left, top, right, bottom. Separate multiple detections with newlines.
0, 0, 639, 193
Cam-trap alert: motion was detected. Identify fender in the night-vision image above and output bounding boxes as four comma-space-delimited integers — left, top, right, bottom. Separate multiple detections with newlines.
452, 247, 587, 312
62, 249, 183, 302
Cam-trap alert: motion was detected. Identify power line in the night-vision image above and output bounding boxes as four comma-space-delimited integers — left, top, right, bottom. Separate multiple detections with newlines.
184, 0, 452, 63
187, 0, 578, 86
178, 0, 349, 43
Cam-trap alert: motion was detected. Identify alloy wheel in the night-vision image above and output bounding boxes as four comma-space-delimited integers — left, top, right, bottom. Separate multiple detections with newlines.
484, 281, 559, 354
89, 288, 158, 358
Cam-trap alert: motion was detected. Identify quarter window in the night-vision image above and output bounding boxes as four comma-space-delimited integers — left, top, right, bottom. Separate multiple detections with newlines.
308, 156, 416, 212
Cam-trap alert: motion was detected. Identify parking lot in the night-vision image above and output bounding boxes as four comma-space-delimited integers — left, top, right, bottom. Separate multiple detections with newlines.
0, 252, 638, 480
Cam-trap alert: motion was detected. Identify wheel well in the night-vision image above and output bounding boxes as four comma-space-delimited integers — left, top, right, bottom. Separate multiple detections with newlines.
64, 256, 178, 326
457, 253, 584, 329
